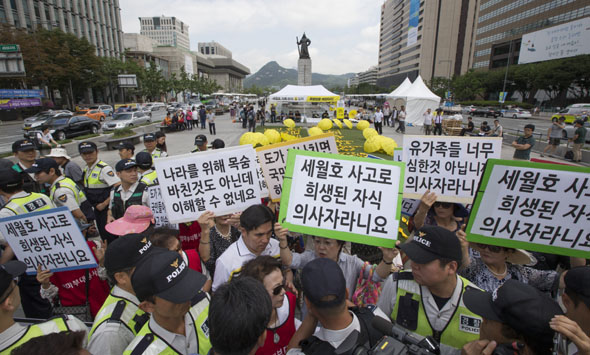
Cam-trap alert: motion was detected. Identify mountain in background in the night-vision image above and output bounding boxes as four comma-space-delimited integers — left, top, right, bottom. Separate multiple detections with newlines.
244, 61, 355, 89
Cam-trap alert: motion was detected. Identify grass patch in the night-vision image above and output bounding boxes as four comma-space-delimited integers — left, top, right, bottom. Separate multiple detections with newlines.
112, 127, 135, 138
57, 139, 73, 144
138, 122, 154, 127
73, 133, 100, 141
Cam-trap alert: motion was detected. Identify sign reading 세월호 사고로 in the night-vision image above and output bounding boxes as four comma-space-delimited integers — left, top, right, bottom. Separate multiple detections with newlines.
256, 133, 338, 202
466, 159, 590, 258
0, 207, 97, 274
279, 150, 405, 248
402, 135, 502, 204
154, 145, 262, 224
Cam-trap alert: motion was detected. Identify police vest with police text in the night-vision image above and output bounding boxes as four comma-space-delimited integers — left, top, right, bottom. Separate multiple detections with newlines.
1, 192, 53, 215
139, 170, 158, 186
0, 315, 73, 355
391, 272, 481, 355
83, 161, 112, 205
123, 293, 212, 355
111, 182, 147, 220
89, 292, 149, 341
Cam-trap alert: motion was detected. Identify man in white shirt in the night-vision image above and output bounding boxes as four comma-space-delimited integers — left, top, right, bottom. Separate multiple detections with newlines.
423, 109, 433, 135
395, 106, 406, 134
374, 108, 384, 135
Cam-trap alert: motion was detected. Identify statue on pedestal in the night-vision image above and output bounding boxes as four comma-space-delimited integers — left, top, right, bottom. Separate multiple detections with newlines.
296, 33, 311, 59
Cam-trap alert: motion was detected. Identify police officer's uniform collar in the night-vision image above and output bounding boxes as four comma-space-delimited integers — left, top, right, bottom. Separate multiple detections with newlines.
49, 175, 66, 190
420, 274, 463, 311
87, 159, 101, 170
111, 285, 140, 306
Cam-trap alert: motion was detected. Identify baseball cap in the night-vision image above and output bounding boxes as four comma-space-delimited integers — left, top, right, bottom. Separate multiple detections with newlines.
116, 141, 135, 151
524, 124, 535, 131
106, 205, 154, 236
78, 141, 97, 153
132, 249, 207, 303
12, 139, 36, 152
302, 258, 346, 308
400, 226, 462, 265
564, 266, 590, 309
135, 152, 153, 168
143, 133, 156, 142
45, 147, 71, 160
115, 159, 137, 172
464, 279, 563, 339
0, 169, 23, 189
104, 233, 154, 274
194, 134, 207, 146
211, 139, 225, 149
24, 158, 59, 174
0, 261, 26, 295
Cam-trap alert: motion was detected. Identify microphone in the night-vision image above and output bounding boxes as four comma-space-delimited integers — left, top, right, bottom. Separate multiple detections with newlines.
372, 316, 396, 337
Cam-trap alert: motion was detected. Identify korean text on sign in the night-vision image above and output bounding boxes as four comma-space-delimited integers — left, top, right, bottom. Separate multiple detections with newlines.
0, 207, 97, 274
154, 145, 262, 224
256, 133, 338, 202
148, 185, 176, 228
467, 159, 590, 258
402, 136, 502, 203
280, 150, 405, 248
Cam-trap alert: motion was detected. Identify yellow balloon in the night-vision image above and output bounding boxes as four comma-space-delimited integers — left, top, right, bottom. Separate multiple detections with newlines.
264, 129, 281, 144
343, 119, 353, 129
318, 118, 333, 131
349, 110, 358, 119
239, 132, 256, 146
363, 128, 378, 139
308, 127, 323, 136
281, 132, 297, 141
363, 136, 382, 153
283, 119, 296, 128
333, 119, 342, 129
254, 132, 269, 146
357, 120, 370, 131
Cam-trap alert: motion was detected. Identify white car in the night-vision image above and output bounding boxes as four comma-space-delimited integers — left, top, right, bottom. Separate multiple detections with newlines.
102, 111, 151, 131
563, 121, 590, 143
502, 108, 532, 119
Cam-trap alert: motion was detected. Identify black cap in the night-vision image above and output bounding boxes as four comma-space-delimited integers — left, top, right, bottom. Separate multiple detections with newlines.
0, 261, 26, 295
0, 169, 22, 189
78, 141, 97, 153
302, 258, 346, 308
524, 124, 535, 131
565, 266, 590, 309
12, 139, 36, 152
24, 158, 59, 174
115, 159, 137, 172
211, 139, 225, 149
143, 133, 156, 142
132, 249, 207, 303
400, 226, 462, 265
104, 233, 154, 274
194, 134, 207, 146
464, 279, 563, 339
135, 152, 152, 169
116, 141, 134, 151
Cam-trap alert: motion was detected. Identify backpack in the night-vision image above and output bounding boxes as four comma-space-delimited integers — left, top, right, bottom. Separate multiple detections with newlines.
565, 150, 574, 160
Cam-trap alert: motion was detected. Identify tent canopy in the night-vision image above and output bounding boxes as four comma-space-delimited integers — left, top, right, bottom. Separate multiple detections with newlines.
386, 75, 441, 126
269, 85, 339, 103
387, 77, 413, 98
402, 76, 440, 100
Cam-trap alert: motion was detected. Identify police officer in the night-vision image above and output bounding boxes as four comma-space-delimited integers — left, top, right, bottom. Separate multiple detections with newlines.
142, 133, 167, 159
0, 169, 54, 319
25, 158, 93, 223
11, 139, 43, 194
79, 141, 120, 242
0, 260, 88, 353
191, 134, 208, 152
107, 159, 149, 223
136, 152, 158, 187
88, 233, 154, 355
377, 226, 482, 355
124, 250, 212, 355
116, 141, 135, 160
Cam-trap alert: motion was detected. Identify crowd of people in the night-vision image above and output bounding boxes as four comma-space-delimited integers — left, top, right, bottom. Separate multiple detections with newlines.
0, 107, 587, 355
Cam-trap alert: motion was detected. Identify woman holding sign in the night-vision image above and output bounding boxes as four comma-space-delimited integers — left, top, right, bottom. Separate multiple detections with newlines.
413, 190, 468, 233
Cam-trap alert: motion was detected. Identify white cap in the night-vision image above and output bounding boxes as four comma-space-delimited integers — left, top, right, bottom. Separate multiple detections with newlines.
45, 147, 71, 160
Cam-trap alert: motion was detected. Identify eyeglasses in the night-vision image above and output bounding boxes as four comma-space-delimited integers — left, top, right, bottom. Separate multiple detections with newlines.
433, 202, 453, 209
475, 243, 504, 253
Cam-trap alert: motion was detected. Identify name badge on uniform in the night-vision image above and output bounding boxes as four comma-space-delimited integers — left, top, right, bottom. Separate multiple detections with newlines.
459, 314, 481, 334
201, 319, 210, 338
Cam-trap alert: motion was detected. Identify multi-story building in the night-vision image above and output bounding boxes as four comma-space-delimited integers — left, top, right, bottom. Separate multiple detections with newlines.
198, 41, 232, 58
195, 41, 250, 92
358, 66, 379, 86
123, 34, 170, 78
472, 0, 590, 70
377, 0, 478, 88
139, 16, 190, 51
0, 0, 124, 57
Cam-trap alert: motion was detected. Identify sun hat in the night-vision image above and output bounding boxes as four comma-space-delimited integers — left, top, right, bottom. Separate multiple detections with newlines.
105, 205, 154, 236
471, 243, 535, 265
45, 147, 71, 160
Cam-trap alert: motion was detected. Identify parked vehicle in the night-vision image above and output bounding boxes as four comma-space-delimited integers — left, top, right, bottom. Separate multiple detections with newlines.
461, 106, 477, 115
23, 110, 72, 131
501, 108, 532, 119
150, 103, 166, 111
167, 102, 189, 113
75, 109, 106, 122
473, 107, 500, 118
140, 106, 153, 117
35, 115, 101, 141
102, 111, 151, 131
552, 103, 590, 124
91, 104, 114, 116
563, 121, 590, 143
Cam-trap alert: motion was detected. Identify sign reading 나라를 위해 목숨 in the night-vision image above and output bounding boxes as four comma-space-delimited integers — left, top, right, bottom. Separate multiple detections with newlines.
256, 133, 338, 202
0, 207, 97, 274
466, 159, 590, 259
402, 136, 502, 204
154, 145, 262, 224
279, 150, 405, 248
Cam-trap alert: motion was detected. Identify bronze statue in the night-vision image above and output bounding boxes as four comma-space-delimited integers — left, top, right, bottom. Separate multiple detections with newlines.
296, 33, 311, 59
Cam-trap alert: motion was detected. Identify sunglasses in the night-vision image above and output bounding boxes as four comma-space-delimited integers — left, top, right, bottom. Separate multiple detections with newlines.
475, 243, 504, 253
272, 281, 286, 296
433, 202, 453, 209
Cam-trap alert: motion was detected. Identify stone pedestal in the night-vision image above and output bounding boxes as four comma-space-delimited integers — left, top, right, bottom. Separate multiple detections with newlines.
298, 58, 312, 86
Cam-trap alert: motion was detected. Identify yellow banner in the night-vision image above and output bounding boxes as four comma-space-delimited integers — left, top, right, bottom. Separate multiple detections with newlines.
306, 96, 340, 103
336, 107, 345, 119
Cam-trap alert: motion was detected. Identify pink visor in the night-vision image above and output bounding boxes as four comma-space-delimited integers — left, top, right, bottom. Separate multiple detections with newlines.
105, 205, 155, 236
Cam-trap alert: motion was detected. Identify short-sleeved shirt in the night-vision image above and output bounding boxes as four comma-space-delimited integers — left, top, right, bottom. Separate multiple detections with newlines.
85, 160, 120, 187
108, 181, 149, 210
0, 191, 55, 243
0, 315, 88, 351
574, 126, 587, 144
374, 112, 383, 123
50, 176, 82, 212
513, 135, 535, 160
549, 123, 564, 138
423, 113, 433, 125
63, 161, 83, 184
398, 111, 406, 121
211, 236, 280, 291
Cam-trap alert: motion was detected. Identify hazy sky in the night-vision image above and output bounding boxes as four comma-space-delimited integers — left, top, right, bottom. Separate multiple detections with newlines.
120, 0, 383, 75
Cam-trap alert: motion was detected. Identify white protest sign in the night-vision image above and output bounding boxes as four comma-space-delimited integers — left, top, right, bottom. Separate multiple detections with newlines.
256, 133, 338, 202
279, 150, 405, 248
393, 148, 402, 162
147, 185, 177, 228
255, 157, 269, 198
400, 198, 420, 217
154, 145, 262, 224
402, 136, 502, 203
467, 159, 590, 258
0, 207, 97, 274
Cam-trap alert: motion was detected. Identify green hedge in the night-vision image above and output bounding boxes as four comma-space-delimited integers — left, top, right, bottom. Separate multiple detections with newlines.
73, 133, 100, 141
458, 100, 534, 109
112, 127, 135, 138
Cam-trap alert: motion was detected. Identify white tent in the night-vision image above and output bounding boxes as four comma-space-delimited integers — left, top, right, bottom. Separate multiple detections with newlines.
387, 75, 440, 126
388, 77, 413, 97
269, 85, 339, 102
